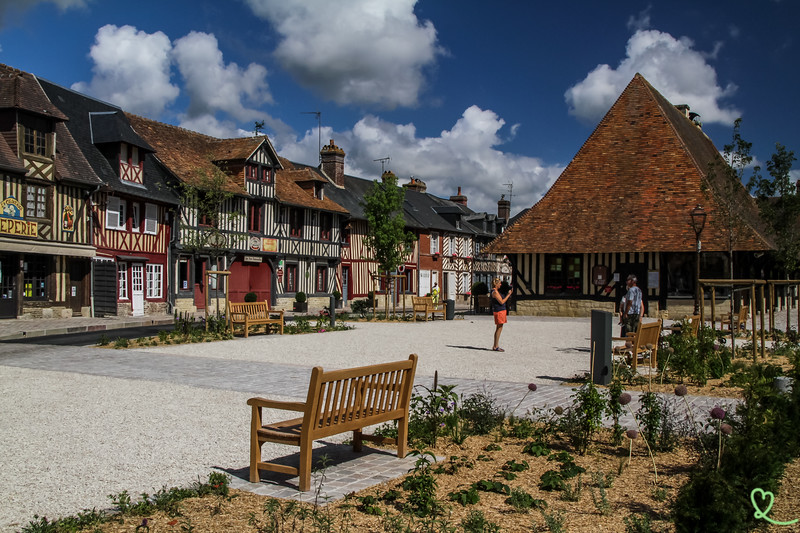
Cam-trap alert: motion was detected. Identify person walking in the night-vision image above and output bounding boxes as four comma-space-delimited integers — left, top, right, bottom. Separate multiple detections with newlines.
491, 278, 512, 351
622, 274, 642, 334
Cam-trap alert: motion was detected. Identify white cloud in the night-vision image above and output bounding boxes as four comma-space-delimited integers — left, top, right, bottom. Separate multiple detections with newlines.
626, 6, 652, 32
273, 106, 563, 216
565, 29, 740, 126
71, 24, 179, 117
244, 0, 443, 109
172, 31, 273, 123
0, 0, 89, 25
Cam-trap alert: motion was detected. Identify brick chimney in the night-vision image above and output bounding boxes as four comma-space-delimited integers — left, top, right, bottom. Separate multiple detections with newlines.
497, 195, 510, 221
449, 186, 468, 206
320, 139, 345, 187
404, 176, 427, 193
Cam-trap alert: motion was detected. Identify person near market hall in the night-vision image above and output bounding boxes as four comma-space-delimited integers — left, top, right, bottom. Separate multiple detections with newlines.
491, 278, 513, 352
622, 274, 642, 335
431, 282, 440, 304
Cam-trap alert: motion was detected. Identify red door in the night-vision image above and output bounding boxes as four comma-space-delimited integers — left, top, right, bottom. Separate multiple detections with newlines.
194, 260, 206, 310
228, 259, 272, 303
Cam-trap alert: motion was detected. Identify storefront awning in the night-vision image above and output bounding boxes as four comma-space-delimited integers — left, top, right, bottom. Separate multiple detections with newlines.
0, 237, 96, 258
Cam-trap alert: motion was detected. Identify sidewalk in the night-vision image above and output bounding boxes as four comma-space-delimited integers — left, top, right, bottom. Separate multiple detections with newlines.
0, 314, 175, 341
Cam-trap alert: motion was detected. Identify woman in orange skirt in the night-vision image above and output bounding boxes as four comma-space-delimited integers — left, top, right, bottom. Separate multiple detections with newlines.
491, 278, 512, 351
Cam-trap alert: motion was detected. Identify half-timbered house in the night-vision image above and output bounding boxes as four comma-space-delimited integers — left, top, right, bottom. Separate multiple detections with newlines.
484, 74, 773, 317
125, 115, 347, 312
0, 64, 103, 319
318, 139, 508, 306
40, 80, 180, 317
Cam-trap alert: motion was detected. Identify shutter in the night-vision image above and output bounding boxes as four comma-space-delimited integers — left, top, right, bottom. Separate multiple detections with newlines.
144, 203, 157, 234
106, 197, 119, 229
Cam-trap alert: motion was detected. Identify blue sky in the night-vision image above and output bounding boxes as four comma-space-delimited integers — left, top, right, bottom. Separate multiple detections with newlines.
1, 0, 798, 216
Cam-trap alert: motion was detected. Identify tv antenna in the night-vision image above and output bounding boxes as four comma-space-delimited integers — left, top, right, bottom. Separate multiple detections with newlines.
301, 111, 321, 162
502, 181, 514, 202
374, 156, 391, 173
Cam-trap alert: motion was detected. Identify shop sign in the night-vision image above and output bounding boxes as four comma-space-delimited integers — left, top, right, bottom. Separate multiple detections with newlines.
244, 255, 262, 263
62, 205, 75, 232
262, 238, 277, 252
0, 196, 37, 237
249, 236, 261, 251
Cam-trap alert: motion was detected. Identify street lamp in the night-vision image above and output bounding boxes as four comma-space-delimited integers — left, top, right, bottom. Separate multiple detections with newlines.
690, 205, 707, 314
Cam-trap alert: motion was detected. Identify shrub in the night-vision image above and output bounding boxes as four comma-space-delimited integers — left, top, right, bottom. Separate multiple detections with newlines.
295, 291, 307, 303
244, 291, 258, 302
471, 281, 489, 296
460, 391, 505, 436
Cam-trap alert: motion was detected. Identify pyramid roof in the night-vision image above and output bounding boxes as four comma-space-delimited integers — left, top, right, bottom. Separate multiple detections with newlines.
485, 74, 773, 254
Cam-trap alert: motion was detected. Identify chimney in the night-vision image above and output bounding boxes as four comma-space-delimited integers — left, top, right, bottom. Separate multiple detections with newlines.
497, 195, 510, 222
404, 176, 427, 193
675, 104, 690, 118
320, 139, 345, 187
381, 170, 397, 183
449, 186, 468, 206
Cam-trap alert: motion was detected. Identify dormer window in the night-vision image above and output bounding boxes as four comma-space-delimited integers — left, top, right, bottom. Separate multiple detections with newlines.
246, 164, 273, 183
315, 183, 324, 200
20, 115, 54, 159
119, 143, 143, 184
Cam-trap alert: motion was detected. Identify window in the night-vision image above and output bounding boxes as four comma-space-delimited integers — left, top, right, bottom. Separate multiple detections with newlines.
248, 201, 263, 233
23, 257, 48, 299
316, 266, 327, 293
289, 208, 303, 238
25, 184, 48, 219
144, 203, 158, 234
261, 166, 272, 183
449, 236, 456, 256
545, 255, 583, 294
146, 264, 163, 299
430, 232, 440, 254
131, 203, 140, 232
22, 116, 51, 157
341, 221, 351, 245
320, 212, 332, 241
118, 262, 128, 299
106, 197, 126, 230
286, 264, 298, 292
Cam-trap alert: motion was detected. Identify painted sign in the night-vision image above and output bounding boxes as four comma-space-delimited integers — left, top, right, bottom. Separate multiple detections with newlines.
249, 236, 261, 251
262, 238, 277, 252
62, 205, 75, 232
0, 197, 38, 237
243, 255, 262, 263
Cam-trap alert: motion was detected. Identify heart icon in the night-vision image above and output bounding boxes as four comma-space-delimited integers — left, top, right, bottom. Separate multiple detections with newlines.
751, 488, 774, 519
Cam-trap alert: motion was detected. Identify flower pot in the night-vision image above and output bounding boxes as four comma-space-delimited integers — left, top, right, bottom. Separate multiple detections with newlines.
293, 302, 308, 313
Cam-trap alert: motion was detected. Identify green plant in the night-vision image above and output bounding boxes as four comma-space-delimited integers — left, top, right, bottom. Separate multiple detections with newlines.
408, 384, 459, 447
539, 509, 566, 533
560, 475, 583, 502
295, 291, 307, 303
473, 479, 510, 495
539, 470, 566, 492
113, 337, 129, 349
332, 290, 342, 300
624, 513, 660, 533
97, 334, 110, 346
565, 382, 606, 454
356, 495, 383, 515
401, 451, 440, 518
505, 488, 544, 511
471, 281, 489, 296
606, 379, 625, 445
158, 330, 169, 343
460, 390, 504, 436
244, 291, 258, 302
448, 486, 480, 506
522, 440, 550, 457
460, 509, 500, 533
590, 471, 612, 515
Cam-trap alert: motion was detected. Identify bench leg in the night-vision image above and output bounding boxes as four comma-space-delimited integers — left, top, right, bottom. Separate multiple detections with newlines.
353, 429, 363, 452
249, 438, 261, 483
397, 417, 409, 458
298, 444, 313, 492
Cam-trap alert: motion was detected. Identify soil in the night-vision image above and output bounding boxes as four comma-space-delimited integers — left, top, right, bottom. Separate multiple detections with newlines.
84, 430, 800, 532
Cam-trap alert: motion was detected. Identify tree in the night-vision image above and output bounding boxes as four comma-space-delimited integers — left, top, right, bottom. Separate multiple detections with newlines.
705, 118, 759, 279
749, 143, 799, 275
362, 170, 416, 278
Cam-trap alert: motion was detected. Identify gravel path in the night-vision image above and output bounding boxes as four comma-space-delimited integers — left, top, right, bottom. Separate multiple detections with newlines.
1, 315, 737, 531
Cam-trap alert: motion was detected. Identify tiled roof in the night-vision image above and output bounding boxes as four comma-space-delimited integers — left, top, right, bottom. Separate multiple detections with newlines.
53, 121, 104, 186
125, 113, 247, 194
40, 79, 179, 204
276, 168, 348, 213
485, 73, 773, 255
0, 134, 25, 174
0, 64, 68, 120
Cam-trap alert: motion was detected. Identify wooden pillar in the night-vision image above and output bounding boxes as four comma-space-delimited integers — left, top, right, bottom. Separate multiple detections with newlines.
710, 287, 716, 330
751, 284, 757, 362
760, 284, 766, 359
699, 285, 705, 325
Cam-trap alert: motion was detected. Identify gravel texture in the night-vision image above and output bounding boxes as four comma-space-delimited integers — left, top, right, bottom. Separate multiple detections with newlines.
0, 316, 594, 531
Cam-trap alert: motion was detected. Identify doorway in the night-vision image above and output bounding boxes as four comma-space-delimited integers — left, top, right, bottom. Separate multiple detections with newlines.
131, 263, 144, 317
68, 260, 88, 314
0, 255, 18, 318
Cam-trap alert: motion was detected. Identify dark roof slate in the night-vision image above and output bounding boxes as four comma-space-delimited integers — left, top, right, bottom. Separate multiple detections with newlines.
39, 79, 178, 204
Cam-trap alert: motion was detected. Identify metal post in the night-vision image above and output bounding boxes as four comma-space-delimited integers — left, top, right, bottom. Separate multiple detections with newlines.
329, 295, 335, 328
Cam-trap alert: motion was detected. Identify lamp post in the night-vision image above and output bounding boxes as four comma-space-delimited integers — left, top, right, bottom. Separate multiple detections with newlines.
690, 205, 707, 314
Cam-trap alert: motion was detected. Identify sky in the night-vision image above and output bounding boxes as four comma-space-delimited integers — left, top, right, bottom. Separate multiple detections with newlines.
0, 0, 798, 217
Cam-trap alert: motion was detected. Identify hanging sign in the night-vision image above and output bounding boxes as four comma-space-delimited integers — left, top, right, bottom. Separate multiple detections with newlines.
62, 205, 75, 232
0, 196, 38, 237
262, 238, 277, 252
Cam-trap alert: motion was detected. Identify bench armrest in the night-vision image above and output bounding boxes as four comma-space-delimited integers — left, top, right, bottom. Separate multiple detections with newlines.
230, 312, 247, 320
247, 397, 306, 412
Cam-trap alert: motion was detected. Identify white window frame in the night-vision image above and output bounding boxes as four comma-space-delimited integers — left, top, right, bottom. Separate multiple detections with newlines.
144, 203, 158, 234
131, 203, 140, 232
146, 264, 163, 299
106, 197, 126, 231
118, 261, 128, 300
430, 232, 440, 254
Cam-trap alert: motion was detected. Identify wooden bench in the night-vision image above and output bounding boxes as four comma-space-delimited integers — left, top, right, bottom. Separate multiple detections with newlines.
247, 354, 418, 491
229, 301, 284, 337
612, 319, 662, 370
412, 296, 444, 321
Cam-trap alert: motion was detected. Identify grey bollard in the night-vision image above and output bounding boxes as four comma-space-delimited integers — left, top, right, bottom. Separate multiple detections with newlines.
590, 310, 612, 386
329, 296, 336, 328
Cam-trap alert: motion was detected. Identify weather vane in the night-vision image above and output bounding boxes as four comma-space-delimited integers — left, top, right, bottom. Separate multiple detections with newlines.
302, 111, 322, 163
